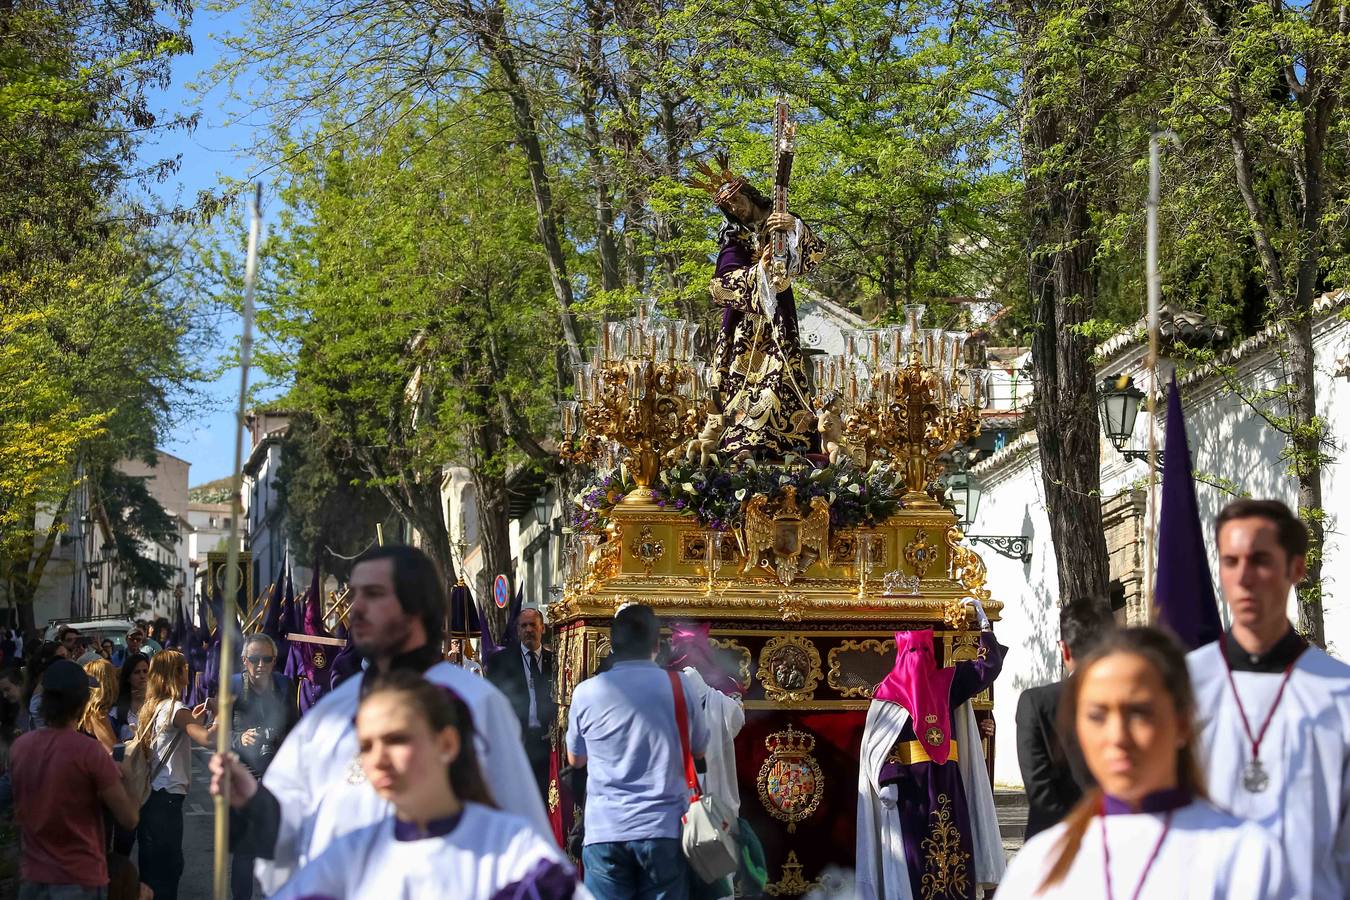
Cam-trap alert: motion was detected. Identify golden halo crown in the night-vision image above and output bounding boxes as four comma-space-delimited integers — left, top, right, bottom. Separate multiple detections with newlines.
764, 724, 815, 755
686, 151, 745, 205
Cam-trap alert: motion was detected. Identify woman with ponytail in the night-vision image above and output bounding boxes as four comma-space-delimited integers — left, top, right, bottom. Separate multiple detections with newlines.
997, 627, 1289, 899
267, 669, 587, 899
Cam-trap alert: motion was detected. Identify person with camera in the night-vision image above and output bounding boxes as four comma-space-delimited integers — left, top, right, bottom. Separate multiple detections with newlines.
227, 634, 297, 900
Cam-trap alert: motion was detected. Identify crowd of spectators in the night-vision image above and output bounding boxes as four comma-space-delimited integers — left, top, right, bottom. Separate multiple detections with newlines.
0, 616, 287, 900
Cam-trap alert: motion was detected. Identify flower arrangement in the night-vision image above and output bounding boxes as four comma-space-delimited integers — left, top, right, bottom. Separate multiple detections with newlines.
657, 456, 904, 531
569, 457, 906, 534
569, 468, 646, 533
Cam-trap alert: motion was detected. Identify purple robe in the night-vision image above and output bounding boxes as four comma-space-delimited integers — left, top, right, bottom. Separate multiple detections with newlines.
877, 632, 1004, 900
707, 217, 825, 458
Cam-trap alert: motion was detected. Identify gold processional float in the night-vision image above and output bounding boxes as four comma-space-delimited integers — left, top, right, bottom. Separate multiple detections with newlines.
548, 291, 1002, 893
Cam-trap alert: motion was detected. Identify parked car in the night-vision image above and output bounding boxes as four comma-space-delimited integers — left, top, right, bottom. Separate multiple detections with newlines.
43, 617, 139, 655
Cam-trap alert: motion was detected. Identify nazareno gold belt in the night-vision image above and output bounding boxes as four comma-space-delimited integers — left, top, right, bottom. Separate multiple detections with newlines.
887, 738, 958, 766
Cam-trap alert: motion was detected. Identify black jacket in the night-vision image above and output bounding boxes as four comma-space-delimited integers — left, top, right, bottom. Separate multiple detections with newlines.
487, 645, 555, 731
229, 672, 299, 776
1015, 680, 1093, 839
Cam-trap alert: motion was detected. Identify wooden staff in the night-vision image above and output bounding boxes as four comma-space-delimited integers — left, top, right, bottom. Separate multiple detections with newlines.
215, 183, 263, 900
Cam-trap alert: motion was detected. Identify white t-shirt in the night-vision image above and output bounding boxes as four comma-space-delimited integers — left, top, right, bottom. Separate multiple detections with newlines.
148, 700, 192, 795
272, 802, 589, 900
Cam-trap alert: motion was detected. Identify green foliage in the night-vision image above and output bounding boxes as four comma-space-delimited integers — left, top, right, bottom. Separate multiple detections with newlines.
0, 0, 203, 616
275, 414, 394, 576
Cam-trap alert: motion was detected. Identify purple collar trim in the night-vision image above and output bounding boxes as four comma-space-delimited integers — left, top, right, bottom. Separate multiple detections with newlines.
1101, 787, 1191, 816
392, 810, 465, 841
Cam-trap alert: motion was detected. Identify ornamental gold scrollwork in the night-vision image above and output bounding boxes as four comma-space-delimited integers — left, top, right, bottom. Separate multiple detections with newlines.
904, 529, 939, 579
757, 635, 822, 703
947, 631, 981, 664
764, 851, 822, 896
826, 638, 896, 699
756, 726, 824, 834
919, 793, 971, 900
708, 638, 752, 692
629, 524, 665, 576
592, 540, 621, 583
829, 530, 858, 564
679, 531, 706, 563
777, 591, 805, 623
946, 526, 992, 603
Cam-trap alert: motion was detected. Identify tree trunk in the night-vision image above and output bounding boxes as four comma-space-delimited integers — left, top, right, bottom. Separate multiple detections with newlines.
470, 1, 585, 367
1285, 314, 1325, 645
580, 0, 621, 293
1022, 69, 1113, 611
470, 464, 513, 643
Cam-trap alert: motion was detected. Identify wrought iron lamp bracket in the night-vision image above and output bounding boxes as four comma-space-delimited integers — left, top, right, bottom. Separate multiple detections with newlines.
965, 534, 1032, 563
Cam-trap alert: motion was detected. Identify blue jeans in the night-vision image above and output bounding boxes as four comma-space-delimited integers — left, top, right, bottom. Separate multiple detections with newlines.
583, 839, 690, 900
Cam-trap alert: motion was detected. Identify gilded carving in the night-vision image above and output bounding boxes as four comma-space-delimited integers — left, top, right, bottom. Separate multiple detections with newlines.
777, 591, 805, 623
764, 851, 821, 897
708, 638, 752, 692
826, 638, 896, 699
629, 524, 665, 576
742, 487, 831, 586
679, 531, 706, 563
903, 529, 939, 579
946, 526, 992, 603
757, 635, 822, 703
756, 726, 824, 833
829, 530, 858, 564
919, 793, 970, 900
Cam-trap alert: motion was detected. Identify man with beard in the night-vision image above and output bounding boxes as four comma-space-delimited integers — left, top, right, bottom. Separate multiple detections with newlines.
210, 545, 551, 893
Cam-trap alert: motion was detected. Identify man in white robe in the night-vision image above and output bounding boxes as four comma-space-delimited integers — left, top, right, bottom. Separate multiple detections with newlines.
856, 600, 1005, 900
210, 546, 551, 893
1187, 498, 1350, 899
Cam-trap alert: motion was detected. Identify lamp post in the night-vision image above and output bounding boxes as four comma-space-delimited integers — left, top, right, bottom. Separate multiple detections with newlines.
1098, 374, 1164, 466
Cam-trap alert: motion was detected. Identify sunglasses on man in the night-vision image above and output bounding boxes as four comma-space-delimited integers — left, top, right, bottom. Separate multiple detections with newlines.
246, 654, 276, 665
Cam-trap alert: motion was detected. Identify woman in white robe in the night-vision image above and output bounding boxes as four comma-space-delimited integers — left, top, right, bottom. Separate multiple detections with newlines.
270, 669, 587, 899
997, 627, 1289, 900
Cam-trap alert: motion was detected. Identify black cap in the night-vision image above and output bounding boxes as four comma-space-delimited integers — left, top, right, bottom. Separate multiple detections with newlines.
42, 659, 96, 694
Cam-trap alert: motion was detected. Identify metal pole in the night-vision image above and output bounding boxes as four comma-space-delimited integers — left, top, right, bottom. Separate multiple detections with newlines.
214, 183, 262, 900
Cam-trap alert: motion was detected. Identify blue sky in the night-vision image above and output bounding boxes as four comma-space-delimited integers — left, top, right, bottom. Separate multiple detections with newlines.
150, 10, 263, 486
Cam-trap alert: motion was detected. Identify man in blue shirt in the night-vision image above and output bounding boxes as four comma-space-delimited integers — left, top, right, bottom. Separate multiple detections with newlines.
567, 603, 709, 899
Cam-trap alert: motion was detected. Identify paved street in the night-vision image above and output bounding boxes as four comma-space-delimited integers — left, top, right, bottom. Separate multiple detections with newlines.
180, 747, 238, 900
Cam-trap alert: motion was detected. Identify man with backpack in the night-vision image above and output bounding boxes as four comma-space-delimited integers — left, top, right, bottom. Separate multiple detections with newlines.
10, 659, 141, 899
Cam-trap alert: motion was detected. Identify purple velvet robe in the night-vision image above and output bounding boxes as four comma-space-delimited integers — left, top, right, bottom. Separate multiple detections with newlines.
877, 632, 1005, 900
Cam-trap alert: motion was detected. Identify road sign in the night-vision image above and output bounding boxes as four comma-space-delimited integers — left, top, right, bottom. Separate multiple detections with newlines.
493, 574, 510, 609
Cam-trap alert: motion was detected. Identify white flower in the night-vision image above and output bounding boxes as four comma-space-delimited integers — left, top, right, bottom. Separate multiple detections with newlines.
682, 482, 695, 492
847, 483, 861, 494
735, 489, 747, 501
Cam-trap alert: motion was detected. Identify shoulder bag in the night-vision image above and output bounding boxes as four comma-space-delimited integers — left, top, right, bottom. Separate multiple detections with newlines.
668, 670, 739, 883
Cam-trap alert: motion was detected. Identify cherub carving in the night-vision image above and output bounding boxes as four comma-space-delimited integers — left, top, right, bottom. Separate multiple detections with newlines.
684, 413, 728, 466
816, 392, 847, 464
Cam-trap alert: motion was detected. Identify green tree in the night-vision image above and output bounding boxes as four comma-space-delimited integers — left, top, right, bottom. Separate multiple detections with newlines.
275, 414, 394, 579
252, 95, 563, 601
0, 0, 201, 630
1156, 0, 1350, 644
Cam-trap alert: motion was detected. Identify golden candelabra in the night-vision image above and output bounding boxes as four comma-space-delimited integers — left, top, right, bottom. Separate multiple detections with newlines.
560, 301, 708, 500
812, 303, 986, 508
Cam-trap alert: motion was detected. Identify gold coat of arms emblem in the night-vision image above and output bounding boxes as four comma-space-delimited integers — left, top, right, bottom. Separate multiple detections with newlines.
757, 725, 824, 833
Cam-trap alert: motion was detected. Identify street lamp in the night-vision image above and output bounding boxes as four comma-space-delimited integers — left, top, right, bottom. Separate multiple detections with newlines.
1098, 374, 1164, 465
947, 467, 983, 531
945, 454, 1031, 563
